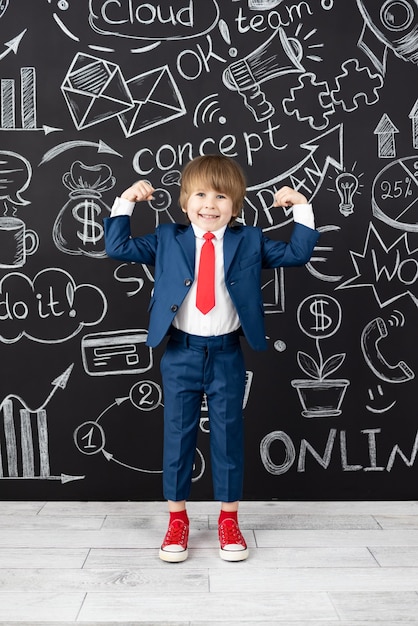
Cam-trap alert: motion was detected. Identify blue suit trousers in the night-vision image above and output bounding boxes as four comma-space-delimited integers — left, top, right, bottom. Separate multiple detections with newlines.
160, 327, 247, 502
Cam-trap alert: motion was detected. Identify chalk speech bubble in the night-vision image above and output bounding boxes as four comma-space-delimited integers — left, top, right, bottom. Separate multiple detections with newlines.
88, 0, 220, 41
0, 151, 32, 207
0, 268, 107, 344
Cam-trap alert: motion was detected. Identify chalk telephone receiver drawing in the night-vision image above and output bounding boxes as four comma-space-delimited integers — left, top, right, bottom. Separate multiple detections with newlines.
361, 317, 414, 383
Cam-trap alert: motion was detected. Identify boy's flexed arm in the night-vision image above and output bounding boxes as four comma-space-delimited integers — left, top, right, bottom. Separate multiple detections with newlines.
103, 180, 158, 265
273, 186, 315, 230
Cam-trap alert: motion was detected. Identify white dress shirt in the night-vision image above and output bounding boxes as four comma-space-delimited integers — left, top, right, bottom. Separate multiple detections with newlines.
110, 197, 315, 337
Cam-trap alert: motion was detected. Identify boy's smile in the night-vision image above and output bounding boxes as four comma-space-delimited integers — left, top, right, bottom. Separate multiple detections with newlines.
183, 187, 234, 232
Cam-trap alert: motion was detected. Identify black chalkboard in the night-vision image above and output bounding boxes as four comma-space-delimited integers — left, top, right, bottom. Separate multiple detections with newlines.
1, 0, 418, 501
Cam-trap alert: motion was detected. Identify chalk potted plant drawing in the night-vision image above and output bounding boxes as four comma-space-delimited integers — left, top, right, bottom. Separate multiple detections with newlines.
291, 295, 350, 418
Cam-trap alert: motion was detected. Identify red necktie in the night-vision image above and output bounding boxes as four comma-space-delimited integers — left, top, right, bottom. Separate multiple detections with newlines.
196, 232, 215, 314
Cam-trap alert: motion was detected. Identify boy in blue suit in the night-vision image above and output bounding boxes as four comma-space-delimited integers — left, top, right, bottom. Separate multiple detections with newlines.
104, 155, 319, 563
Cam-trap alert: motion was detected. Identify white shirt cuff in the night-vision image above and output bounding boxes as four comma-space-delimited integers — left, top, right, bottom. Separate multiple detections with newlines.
110, 197, 135, 217
292, 204, 315, 230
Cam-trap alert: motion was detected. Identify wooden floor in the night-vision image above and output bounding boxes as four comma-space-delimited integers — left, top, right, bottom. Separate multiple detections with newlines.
0, 500, 418, 624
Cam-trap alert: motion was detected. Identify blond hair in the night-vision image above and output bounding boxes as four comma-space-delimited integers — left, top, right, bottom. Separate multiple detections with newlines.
179, 155, 246, 224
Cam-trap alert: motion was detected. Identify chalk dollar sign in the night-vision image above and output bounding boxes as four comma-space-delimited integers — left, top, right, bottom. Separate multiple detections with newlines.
310, 299, 332, 332
73, 200, 104, 245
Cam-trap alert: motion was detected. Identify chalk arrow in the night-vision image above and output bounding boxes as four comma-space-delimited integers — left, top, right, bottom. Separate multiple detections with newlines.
0, 364, 74, 413
39, 140, 123, 165
0, 29, 26, 61
37, 364, 74, 410
0, 474, 85, 483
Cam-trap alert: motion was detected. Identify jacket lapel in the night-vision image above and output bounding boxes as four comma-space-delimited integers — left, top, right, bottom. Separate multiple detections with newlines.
223, 226, 244, 276
176, 225, 196, 276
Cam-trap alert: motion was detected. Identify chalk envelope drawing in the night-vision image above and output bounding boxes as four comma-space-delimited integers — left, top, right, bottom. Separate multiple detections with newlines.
118, 66, 187, 137
61, 53, 134, 130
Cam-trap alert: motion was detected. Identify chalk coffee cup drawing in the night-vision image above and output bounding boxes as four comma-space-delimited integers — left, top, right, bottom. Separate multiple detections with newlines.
0, 217, 39, 268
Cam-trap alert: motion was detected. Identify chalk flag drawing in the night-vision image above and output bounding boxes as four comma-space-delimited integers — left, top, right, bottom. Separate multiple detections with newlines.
291, 295, 349, 418
0, 364, 84, 483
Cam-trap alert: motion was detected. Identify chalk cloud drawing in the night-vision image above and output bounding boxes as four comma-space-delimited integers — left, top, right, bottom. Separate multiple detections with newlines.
53, 161, 114, 258
0, 268, 107, 343
337, 222, 418, 309
291, 294, 349, 418
0, 364, 85, 483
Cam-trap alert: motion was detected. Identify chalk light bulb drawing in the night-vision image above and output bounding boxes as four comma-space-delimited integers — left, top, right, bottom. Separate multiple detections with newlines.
335, 172, 359, 217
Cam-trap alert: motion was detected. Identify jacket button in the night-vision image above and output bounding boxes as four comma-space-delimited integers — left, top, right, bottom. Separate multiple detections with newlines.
171, 304, 178, 312
184, 278, 192, 286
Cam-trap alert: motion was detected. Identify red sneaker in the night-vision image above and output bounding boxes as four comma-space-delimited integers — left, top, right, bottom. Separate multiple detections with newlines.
218, 518, 249, 561
159, 519, 189, 563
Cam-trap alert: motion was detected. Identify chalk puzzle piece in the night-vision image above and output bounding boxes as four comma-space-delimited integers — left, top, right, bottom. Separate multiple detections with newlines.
282, 72, 335, 130
331, 59, 383, 112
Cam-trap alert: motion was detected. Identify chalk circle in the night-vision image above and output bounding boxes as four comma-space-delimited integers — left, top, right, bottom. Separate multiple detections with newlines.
0, 0, 8, 18
130, 380, 162, 411
191, 447, 205, 482
297, 294, 342, 340
380, 1, 414, 31
73, 420, 105, 455
148, 188, 171, 212
274, 340, 287, 352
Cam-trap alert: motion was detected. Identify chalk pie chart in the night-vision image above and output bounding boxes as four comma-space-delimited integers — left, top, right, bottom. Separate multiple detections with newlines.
372, 157, 418, 232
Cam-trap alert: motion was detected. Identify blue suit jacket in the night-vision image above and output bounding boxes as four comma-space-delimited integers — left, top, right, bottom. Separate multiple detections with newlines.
104, 216, 320, 351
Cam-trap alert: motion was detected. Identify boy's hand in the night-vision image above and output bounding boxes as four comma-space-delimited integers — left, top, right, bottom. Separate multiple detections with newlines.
273, 186, 308, 208
121, 180, 155, 203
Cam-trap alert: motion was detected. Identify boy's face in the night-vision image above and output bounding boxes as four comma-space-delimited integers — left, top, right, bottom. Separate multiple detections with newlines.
183, 186, 234, 232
